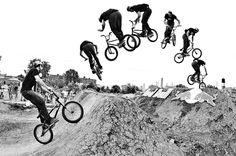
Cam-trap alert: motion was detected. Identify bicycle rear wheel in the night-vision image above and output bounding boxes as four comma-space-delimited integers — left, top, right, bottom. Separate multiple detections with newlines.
174, 53, 184, 63
62, 101, 84, 123
161, 39, 167, 49
33, 124, 53, 144
147, 29, 158, 42
123, 34, 136, 52
128, 34, 141, 48
187, 75, 194, 85
192, 48, 202, 59
105, 46, 118, 61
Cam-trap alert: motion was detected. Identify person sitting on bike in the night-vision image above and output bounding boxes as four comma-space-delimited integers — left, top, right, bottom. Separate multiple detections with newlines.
191, 58, 206, 83
80, 40, 103, 74
21, 60, 58, 126
127, 3, 153, 37
164, 11, 180, 43
98, 9, 124, 48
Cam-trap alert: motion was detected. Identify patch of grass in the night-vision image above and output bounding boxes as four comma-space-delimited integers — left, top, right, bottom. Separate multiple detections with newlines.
0, 121, 21, 134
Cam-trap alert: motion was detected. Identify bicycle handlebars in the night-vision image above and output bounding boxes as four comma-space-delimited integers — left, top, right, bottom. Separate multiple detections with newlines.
100, 32, 112, 40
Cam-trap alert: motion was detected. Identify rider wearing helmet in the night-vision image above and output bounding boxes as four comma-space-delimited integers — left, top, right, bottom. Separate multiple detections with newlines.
164, 11, 180, 43
80, 40, 103, 74
191, 58, 206, 82
98, 9, 124, 48
21, 60, 58, 126
127, 3, 153, 37
181, 27, 199, 56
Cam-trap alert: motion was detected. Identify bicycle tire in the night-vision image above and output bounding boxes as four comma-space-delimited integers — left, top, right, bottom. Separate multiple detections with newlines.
199, 82, 206, 90
62, 101, 84, 123
123, 34, 136, 52
130, 34, 141, 48
33, 124, 53, 144
174, 53, 184, 63
147, 29, 158, 42
161, 39, 167, 49
192, 48, 202, 59
187, 75, 194, 85
105, 46, 118, 61
172, 34, 176, 46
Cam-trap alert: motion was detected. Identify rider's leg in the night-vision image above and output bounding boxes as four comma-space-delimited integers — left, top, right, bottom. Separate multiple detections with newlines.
142, 8, 152, 36
90, 50, 103, 70
109, 11, 124, 46
83, 46, 94, 73
21, 90, 51, 124
182, 37, 190, 55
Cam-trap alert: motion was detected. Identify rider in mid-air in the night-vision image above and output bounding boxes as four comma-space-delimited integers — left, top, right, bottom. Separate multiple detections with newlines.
127, 3, 153, 37
80, 40, 103, 74
98, 8, 124, 48
181, 28, 199, 56
191, 58, 207, 83
21, 60, 58, 126
164, 11, 180, 43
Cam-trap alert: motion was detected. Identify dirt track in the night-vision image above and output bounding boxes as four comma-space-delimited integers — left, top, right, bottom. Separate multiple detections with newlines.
1, 88, 236, 155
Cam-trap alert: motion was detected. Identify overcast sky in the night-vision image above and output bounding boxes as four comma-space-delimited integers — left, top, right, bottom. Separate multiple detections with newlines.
0, 0, 235, 88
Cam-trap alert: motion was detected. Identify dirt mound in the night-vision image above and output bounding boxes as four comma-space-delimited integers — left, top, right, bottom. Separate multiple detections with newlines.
135, 87, 236, 155
24, 90, 183, 156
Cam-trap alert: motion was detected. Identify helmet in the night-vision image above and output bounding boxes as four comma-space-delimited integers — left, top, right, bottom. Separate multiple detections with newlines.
168, 11, 172, 14
195, 28, 199, 32
34, 60, 42, 68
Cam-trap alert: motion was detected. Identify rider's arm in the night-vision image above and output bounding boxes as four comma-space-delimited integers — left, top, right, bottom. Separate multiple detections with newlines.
135, 11, 141, 23
93, 44, 98, 54
98, 20, 105, 32
203, 65, 208, 75
80, 50, 87, 60
35, 75, 51, 93
176, 18, 180, 25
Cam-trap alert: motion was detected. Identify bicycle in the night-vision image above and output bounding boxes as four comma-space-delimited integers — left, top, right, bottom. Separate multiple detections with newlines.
33, 90, 84, 144
187, 71, 207, 90
101, 32, 137, 61
161, 25, 181, 49
91, 56, 102, 81
129, 20, 158, 48
174, 42, 202, 63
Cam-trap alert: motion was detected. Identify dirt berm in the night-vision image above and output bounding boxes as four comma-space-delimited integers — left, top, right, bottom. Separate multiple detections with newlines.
1, 87, 236, 155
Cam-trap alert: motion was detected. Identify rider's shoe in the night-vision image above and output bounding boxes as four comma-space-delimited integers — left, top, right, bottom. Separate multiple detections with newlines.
182, 52, 190, 56
118, 40, 125, 48
92, 69, 96, 74
139, 32, 146, 37
191, 77, 195, 82
147, 31, 153, 37
45, 117, 59, 127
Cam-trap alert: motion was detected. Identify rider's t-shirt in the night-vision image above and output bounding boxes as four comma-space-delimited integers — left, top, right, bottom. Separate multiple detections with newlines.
80, 40, 93, 51
21, 68, 39, 91
129, 4, 149, 12
99, 9, 118, 22
164, 13, 177, 26
197, 59, 205, 66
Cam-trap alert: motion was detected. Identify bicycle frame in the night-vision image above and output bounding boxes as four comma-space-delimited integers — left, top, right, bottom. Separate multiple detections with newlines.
170, 25, 181, 39
129, 20, 143, 35
101, 32, 119, 47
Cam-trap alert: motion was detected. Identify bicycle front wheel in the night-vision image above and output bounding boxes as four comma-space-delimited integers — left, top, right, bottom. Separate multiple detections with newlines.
187, 75, 194, 85
174, 53, 184, 63
123, 34, 136, 52
62, 101, 84, 123
172, 34, 176, 46
130, 34, 141, 48
147, 29, 158, 42
161, 39, 167, 49
192, 48, 202, 59
33, 124, 53, 144
105, 46, 118, 61
199, 82, 206, 90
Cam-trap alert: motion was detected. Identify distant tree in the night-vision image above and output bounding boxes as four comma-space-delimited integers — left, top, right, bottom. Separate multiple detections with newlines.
111, 85, 121, 93
64, 69, 79, 84
17, 74, 25, 81
25, 58, 51, 78
176, 84, 187, 88
86, 82, 97, 90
